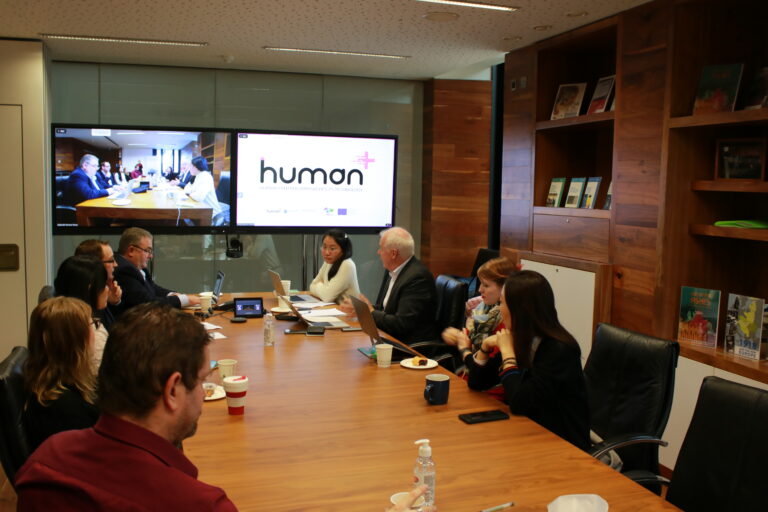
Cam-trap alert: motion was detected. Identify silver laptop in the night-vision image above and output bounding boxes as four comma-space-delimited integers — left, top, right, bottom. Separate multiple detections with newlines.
187, 270, 225, 310
281, 295, 349, 329
267, 269, 317, 303
349, 296, 417, 358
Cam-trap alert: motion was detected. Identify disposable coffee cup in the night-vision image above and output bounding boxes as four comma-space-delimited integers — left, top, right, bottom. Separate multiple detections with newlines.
217, 359, 238, 380
375, 343, 393, 368
281, 280, 291, 294
424, 373, 450, 405
199, 291, 213, 311
222, 375, 249, 415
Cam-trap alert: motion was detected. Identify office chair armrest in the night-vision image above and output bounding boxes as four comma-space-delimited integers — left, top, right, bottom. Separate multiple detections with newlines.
622, 469, 671, 488
590, 434, 669, 459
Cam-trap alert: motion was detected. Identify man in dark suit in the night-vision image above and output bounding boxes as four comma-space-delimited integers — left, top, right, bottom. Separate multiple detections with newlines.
62, 154, 113, 206
112, 227, 200, 317
170, 160, 194, 188
341, 227, 438, 344
95, 160, 115, 190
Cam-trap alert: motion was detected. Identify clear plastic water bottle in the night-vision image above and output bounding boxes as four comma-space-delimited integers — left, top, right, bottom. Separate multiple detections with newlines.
413, 439, 435, 506
263, 312, 275, 346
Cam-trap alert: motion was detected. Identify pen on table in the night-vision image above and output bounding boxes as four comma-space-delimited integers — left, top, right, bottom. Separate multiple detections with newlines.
480, 502, 514, 512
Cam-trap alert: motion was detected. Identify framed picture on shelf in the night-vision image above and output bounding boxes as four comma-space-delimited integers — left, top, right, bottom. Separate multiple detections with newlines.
693, 63, 743, 115
551, 83, 587, 120
564, 177, 586, 208
714, 138, 766, 180
587, 76, 615, 115
603, 181, 613, 210
545, 177, 566, 207
741, 67, 768, 110
580, 177, 602, 208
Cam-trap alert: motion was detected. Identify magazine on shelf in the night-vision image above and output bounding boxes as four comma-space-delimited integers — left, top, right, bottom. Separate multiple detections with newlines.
693, 63, 744, 115
564, 177, 586, 208
725, 293, 766, 361
741, 67, 768, 110
678, 286, 720, 348
545, 177, 566, 207
580, 177, 602, 208
551, 83, 587, 120
587, 75, 615, 115
602, 181, 613, 210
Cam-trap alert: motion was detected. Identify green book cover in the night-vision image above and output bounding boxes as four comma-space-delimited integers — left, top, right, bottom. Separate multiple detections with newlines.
678, 286, 720, 348
693, 63, 743, 114
545, 177, 566, 207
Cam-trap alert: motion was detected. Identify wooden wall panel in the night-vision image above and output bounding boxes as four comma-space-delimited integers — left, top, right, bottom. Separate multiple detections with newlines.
422, 79, 492, 276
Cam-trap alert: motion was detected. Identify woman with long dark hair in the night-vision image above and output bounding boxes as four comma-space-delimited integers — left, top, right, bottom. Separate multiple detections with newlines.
309, 228, 360, 303
24, 296, 99, 451
464, 270, 589, 450
54, 256, 110, 369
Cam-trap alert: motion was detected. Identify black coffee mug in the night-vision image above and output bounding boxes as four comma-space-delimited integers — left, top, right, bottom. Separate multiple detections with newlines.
424, 374, 450, 405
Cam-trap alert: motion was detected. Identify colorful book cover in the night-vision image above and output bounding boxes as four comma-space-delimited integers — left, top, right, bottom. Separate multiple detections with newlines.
587, 75, 615, 115
551, 83, 587, 120
678, 286, 720, 348
545, 177, 566, 207
693, 63, 744, 115
581, 177, 602, 208
564, 177, 586, 208
725, 293, 766, 360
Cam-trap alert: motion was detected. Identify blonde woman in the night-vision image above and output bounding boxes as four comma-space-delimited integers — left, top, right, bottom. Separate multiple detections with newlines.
23, 296, 99, 451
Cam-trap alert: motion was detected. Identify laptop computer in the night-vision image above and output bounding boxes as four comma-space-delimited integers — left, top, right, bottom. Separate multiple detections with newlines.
349, 296, 417, 360
281, 296, 349, 329
267, 270, 317, 303
188, 270, 225, 310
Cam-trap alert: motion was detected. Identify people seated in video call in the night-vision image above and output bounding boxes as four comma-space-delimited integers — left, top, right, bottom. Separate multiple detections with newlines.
340, 227, 437, 344
183, 156, 221, 220
62, 154, 124, 206
113, 227, 201, 315
309, 228, 360, 303
95, 160, 115, 190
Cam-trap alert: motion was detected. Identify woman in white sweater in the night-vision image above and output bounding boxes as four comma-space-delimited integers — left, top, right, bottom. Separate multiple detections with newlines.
309, 229, 360, 303
184, 156, 222, 222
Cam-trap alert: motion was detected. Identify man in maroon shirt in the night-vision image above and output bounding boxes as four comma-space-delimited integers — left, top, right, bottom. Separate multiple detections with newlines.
15, 302, 238, 511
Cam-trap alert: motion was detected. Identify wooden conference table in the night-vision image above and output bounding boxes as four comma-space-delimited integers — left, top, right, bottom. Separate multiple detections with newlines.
74, 187, 212, 227
185, 295, 679, 511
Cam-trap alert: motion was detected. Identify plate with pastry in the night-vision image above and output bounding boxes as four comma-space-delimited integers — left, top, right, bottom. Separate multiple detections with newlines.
400, 356, 438, 370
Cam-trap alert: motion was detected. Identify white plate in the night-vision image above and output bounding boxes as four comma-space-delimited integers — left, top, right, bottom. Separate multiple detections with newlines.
204, 385, 225, 401
400, 358, 438, 370
271, 306, 291, 314
111, 198, 131, 206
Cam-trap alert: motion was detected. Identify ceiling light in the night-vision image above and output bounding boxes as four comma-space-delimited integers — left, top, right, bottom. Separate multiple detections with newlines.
566, 11, 589, 17
416, 0, 519, 12
533, 25, 552, 31
423, 12, 460, 21
40, 33, 208, 47
503, 36, 523, 42
263, 47, 410, 59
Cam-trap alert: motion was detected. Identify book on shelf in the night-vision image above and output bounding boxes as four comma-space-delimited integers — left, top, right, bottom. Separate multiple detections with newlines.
741, 66, 768, 110
551, 83, 587, 120
693, 63, 744, 115
678, 286, 720, 348
603, 181, 612, 210
725, 293, 766, 360
587, 75, 615, 115
580, 177, 602, 208
564, 177, 586, 208
545, 177, 566, 207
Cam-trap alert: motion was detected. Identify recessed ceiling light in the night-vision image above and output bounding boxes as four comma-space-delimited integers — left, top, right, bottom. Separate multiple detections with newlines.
39, 33, 208, 47
533, 25, 552, 31
503, 36, 523, 42
423, 11, 460, 21
263, 47, 410, 60
566, 11, 589, 17
416, 0, 519, 12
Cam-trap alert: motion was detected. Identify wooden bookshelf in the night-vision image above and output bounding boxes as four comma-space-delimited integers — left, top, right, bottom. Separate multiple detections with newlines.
690, 224, 768, 242
535, 111, 614, 131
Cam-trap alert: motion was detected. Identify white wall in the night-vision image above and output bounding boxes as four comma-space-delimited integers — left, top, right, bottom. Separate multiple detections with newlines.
0, 40, 50, 355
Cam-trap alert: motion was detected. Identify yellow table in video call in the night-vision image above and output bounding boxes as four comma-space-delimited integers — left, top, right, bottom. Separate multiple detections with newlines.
74, 187, 213, 227
185, 294, 679, 512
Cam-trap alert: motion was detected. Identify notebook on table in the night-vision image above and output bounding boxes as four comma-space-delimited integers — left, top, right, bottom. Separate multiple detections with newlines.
349, 296, 417, 360
281, 296, 349, 329
267, 269, 317, 303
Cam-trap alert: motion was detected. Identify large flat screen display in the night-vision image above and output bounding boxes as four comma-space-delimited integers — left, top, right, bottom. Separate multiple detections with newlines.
234, 131, 397, 232
52, 125, 232, 233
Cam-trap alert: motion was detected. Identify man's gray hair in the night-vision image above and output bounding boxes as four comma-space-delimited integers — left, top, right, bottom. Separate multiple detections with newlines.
380, 227, 414, 259
80, 154, 98, 167
118, 227, 153, 255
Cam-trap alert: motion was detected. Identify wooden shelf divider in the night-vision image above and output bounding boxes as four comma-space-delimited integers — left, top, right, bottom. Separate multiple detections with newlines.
670, 109, 768, 129
689, 224, 768, 242
535, 111, 614, 131
692, 180, 768, 193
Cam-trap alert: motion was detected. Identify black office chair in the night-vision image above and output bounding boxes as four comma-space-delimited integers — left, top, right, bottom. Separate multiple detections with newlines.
214, 171, 231, 226
630, 376, 768, 510
450, 248, 499, 299
411, 275, 467, 372
584, 323, 679, 483
0, 346, 31, 486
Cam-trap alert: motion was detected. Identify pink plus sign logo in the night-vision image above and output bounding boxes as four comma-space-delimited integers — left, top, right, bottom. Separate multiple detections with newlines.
355, 151, 375, 169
